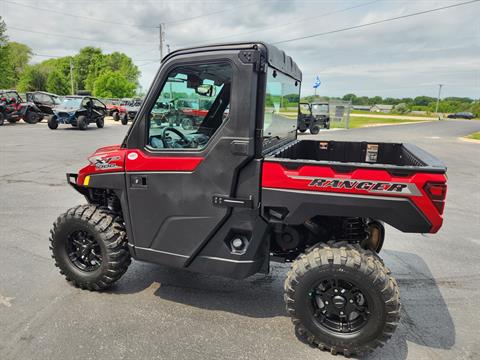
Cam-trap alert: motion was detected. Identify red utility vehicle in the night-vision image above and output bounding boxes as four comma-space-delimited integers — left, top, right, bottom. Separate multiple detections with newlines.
49, 42, 447, 356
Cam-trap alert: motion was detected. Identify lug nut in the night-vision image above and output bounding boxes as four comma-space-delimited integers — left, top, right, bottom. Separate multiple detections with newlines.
349, 299, 354, 303
340, 311, 344, 315
325, 301, 329, 305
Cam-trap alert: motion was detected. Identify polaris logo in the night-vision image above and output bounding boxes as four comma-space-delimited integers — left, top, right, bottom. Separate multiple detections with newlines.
289, 175, 421, 196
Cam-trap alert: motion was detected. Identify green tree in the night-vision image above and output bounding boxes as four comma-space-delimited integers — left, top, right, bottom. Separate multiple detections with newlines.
0, 16, 14, 88
342, 93, 357, 103
17, 65, 48, 92
393, 103, 410, 114
93, 71, 136, 98
6, 42, 32, 86
46, 69, 70, 95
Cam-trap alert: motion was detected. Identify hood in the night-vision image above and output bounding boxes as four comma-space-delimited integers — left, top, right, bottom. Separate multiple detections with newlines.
54, 105, 81, 113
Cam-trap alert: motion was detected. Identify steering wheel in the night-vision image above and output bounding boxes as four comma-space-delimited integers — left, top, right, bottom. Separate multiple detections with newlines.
161, 127, 190, 148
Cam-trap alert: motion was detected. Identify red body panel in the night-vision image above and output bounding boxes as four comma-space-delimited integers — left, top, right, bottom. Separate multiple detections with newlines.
77, 146, 204, 185
262, 161, 447, 233
181, 108, 208, 118
125, 150, 203, 172
77, 145, 126, 185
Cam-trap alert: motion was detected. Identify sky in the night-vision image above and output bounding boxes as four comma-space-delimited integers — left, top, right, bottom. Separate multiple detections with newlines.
1, 0, 479, 99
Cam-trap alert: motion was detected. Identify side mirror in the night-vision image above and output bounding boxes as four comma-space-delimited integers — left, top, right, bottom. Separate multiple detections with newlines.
195, 84, 216, 97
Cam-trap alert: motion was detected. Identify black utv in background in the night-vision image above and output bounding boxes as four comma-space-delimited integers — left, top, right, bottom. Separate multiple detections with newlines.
297, 101, 330, 134
48, 96, 106, 130
24, 91, 61, 124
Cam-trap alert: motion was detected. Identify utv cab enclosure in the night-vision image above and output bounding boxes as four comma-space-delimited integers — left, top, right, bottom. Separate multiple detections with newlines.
50, 42, 447, 356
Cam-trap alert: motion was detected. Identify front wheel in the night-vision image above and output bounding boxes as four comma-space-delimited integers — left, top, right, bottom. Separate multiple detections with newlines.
0, 113, 4, 126
77, 115, 88, 130
181, 117, 193, 130
113, 112, 119, 121
284, 242, 400, 356
310, 125, 320, 135
121, 114, 128, 125
48, 115, 58, 129
49, 205, 131, 291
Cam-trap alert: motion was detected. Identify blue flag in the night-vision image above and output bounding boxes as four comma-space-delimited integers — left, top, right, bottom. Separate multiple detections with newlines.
313, 76, 321, 89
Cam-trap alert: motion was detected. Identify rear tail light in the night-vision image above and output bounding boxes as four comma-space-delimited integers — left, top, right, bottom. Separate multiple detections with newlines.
424, 182, 447, 214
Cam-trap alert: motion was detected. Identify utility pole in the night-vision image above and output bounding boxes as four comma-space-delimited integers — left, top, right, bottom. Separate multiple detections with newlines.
69, 59, 74, 95
435, 84, 443, 117
159, 23, 165, 62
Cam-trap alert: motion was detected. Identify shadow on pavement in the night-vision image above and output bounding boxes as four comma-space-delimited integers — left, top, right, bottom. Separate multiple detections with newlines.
363, 249, 455, 360
109, 249, 455, 357
109, 261, 289, 318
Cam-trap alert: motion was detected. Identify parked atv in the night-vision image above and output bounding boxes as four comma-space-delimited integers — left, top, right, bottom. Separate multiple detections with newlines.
298, 101, 330, 134
48, 96, 106, 130
0, 90, 27, 125
49, 42, 448, 356
298, 102, 321, 134
122, 98, 143, 125
24, 91, 61, 124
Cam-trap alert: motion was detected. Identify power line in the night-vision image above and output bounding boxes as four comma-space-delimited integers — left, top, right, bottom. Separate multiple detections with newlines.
164, 1, 255, 26
8, 25, 154, 46
3, 0, 156, 29
175, 0, 381, 47
137, 60, 159, 67
273, 0, 480, 44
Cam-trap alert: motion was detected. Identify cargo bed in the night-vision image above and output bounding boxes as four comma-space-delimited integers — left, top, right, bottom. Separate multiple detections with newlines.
265, 140, 446, 174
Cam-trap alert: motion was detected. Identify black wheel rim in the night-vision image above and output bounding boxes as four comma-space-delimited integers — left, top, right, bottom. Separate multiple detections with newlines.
309, 278, 370, 334
66, 230, 103, 272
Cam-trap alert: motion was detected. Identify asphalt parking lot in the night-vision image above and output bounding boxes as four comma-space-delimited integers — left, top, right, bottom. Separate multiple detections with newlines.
1, 119, 480, 360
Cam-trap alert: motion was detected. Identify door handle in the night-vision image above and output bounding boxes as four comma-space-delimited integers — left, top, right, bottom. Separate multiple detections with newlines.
230, 140, 250, 156
130, 175, 147, 188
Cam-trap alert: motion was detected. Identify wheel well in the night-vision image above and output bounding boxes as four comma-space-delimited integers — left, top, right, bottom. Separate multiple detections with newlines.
85, 188, 122, 215
268, 215, 384, 261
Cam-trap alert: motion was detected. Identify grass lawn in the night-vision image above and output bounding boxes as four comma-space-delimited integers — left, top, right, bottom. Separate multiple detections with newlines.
334, 116, 423, 129
467, 132, 480, 140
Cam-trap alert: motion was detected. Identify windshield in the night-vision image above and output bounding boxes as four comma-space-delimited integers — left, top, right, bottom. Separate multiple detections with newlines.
312, 103, 329, 114
60, 97, 82, 108
263, 68, 300, 145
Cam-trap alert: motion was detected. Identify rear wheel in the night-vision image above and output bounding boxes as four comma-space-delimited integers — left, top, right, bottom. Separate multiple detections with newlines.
48, 115, 58, 129
113, 112, 119, 121
96, 116, 105, 128
284, 242, 400, 356
0, 113, 4, 126
49, 205, 131, 291
77, 115, 87, 130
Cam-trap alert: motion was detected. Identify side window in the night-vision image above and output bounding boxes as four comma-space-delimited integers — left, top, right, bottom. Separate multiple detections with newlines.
147, 62, 232, 150
93, 99, 104, 108
263, 68, 299, 138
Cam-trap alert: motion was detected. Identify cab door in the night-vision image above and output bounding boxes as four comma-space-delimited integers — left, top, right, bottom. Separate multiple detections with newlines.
124, 52, 259, 268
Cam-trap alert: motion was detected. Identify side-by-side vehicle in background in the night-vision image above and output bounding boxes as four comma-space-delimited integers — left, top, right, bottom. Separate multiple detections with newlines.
0, 90, 27, 125
48, 95, 106, 130
49, 42, 447, 356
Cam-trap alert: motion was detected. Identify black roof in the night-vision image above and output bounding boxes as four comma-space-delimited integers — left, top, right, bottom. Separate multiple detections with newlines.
164, 42, 302, 81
